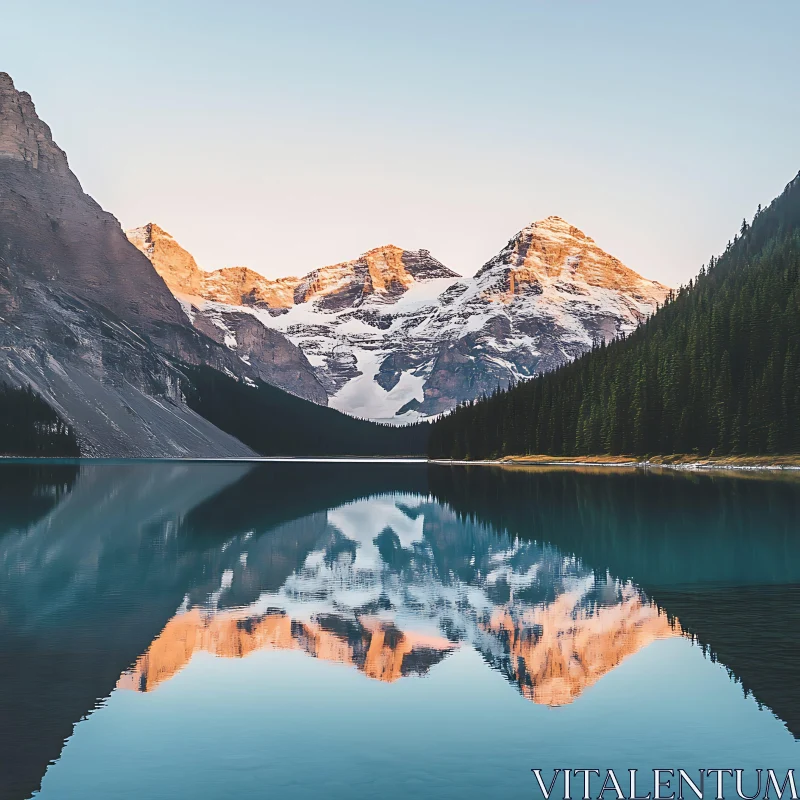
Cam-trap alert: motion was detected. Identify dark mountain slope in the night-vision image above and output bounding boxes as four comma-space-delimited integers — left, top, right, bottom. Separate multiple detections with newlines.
181, 364, 429, 456
429, 171, 800, 459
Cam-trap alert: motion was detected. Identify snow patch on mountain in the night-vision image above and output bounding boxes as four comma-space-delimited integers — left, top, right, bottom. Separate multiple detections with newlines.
327, 348, 429, 423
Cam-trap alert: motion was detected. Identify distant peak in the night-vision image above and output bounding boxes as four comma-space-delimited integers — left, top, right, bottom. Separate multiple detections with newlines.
358, 244, 441, 263
127, 222, 174, 243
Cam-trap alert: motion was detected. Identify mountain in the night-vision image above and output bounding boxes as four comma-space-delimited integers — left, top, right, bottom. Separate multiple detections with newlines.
428, 172, 800, 459
0, 72, 331, 455
126, 222, 301, 310
129, 217, 668, 421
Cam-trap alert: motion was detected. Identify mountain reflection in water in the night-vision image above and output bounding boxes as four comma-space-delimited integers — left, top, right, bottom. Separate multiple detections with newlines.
0, 461, 798, 800
117, 493, 677, 703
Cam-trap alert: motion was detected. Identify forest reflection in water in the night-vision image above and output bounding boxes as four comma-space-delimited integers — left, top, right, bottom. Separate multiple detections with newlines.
0, 461, 799, 800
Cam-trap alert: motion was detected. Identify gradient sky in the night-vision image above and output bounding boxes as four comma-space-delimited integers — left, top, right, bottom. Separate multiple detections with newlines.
4, 0, 799, 285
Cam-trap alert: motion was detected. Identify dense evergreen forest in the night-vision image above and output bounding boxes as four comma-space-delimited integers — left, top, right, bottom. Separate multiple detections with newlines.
182, 364, 430, 456
0, 385, 80, 457
429, 171, 800, 459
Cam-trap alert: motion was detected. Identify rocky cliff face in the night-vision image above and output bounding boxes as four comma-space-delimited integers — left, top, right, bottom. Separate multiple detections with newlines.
0, 75, 73, 178
0, 75, 191, 347
0, 73, 325, 455
133, 216, 669, 421
0, 74, 255, 455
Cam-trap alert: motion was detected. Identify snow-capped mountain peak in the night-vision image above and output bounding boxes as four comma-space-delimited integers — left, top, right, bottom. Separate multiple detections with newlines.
127, 218, 669, 422
476, 216, 668, 306
293, 244, 461, 311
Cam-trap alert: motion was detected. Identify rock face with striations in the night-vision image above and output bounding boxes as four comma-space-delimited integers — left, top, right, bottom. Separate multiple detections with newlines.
132, 216, 669, 421
0, 75, 190, 348
0, 73, 322, 454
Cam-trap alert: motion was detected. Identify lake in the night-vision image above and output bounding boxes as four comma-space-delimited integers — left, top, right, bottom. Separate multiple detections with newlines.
1, 460, 799, 800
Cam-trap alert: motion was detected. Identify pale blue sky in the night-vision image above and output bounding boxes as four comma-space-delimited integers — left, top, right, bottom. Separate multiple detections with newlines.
4, 0, 799, 285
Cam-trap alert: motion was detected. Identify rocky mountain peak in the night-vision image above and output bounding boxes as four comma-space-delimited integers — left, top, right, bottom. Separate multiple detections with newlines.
128, 224, 462, 316
129, 216, 670, 420
126, 221, 171, 252
127, 222, 204, 296
0, 75, 192, 341
525, 215, 594, 242
476, 215, 668, 305
126, 223, 300, 309
294, 244, 460, 310
0, 72, 73, 180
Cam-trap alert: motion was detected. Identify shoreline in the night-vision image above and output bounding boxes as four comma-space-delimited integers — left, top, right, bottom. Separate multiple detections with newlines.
1, 455, 798, 472
429, 454, 800, 472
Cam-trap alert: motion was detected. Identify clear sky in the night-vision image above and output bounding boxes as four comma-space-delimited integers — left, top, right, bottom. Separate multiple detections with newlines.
4, 0, 799, 285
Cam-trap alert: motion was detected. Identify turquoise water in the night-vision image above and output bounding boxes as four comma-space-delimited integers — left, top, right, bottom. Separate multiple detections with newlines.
1, 462, 798, 799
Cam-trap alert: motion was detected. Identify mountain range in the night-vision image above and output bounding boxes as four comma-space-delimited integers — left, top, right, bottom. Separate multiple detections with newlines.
0, 72, 404, 456
0, 70, 668, 455
128, 218, 669, 421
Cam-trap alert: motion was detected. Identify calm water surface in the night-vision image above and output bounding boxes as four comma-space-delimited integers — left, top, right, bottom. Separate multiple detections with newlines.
1, 461, 799, 799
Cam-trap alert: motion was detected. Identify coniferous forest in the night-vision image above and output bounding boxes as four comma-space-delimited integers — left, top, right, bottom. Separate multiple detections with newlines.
429, 171, 800, 460
0, 385, 81, 457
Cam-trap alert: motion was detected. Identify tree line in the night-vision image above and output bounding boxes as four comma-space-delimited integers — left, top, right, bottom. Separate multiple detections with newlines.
429, 172, 800, 460
0, 384, 80, 457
